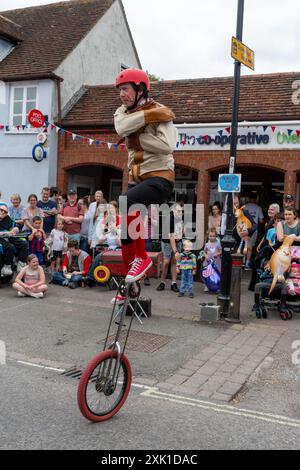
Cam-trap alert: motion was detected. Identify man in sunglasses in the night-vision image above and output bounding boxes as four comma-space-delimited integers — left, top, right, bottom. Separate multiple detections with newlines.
0, 204, 28, 276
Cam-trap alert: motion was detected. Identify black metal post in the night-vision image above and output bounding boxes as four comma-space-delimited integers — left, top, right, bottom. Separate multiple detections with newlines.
218, 0, 244, 316
226, 253, 243, 323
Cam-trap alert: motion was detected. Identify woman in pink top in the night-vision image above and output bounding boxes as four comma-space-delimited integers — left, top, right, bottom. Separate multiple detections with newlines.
13, 254, 48, 298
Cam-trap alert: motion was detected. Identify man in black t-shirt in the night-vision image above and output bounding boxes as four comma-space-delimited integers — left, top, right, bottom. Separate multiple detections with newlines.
37, 187, 58, 235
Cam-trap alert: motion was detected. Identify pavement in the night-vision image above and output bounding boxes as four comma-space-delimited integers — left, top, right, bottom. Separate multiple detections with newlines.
0, 271, 300, 424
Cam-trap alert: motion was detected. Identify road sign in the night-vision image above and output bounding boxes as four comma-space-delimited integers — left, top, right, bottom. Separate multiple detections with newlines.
231, 37, 254, 70
218, 174, 241, 193
28, 109, 45, 128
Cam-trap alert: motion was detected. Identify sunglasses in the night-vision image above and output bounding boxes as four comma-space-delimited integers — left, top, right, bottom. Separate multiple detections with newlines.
0, 208, 8, 213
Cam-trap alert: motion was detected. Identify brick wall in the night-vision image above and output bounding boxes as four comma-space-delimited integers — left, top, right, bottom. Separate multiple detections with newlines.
58, 132, 300, 206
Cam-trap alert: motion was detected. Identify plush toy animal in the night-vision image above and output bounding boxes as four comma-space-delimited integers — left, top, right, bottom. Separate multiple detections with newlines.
268, 234, 295, 294
235, 206, 253, 256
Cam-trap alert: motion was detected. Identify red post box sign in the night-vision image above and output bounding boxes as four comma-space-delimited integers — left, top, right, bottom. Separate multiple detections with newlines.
28, 109, 45, 128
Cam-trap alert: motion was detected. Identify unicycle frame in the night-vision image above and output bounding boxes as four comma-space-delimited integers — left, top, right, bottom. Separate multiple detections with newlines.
98, 281, 139, 391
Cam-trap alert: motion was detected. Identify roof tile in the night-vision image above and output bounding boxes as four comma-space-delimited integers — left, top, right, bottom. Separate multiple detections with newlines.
62, 72, 300, 126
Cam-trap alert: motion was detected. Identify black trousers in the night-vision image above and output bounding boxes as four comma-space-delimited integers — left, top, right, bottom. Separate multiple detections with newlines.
120, 177, 173, 245
0, 237, 28, 265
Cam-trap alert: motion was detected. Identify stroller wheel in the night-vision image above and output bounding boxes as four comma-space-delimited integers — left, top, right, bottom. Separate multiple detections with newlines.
280, 310, 293, 321
261, 307, 268, 319
256, 307, 262, 319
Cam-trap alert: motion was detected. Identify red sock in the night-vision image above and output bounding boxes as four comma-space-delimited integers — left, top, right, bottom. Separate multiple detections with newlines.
127, 212, 148, 260
134, 236, 148, 260
121, 243, 135, 272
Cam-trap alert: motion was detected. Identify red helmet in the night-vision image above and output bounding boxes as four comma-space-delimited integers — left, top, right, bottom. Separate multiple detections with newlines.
115, 68, 150, 91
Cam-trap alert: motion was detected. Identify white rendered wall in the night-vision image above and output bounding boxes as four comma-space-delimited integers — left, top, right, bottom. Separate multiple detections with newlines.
55, 0, 140, 109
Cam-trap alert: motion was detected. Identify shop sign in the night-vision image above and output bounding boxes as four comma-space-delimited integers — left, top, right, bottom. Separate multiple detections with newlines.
28, 109, 45, 128
176, 125, 300, 151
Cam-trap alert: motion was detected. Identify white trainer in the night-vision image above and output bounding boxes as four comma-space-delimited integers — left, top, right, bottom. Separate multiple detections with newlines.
1, 265, 13, 277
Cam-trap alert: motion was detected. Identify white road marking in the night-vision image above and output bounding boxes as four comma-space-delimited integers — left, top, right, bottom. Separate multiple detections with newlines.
0, 300, 39, 314
141, 388, 300, 429
16, 360, 66, 373
13, 360, 300, 429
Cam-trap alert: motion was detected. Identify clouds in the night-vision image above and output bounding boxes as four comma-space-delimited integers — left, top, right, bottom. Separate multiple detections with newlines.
123, 0, 300, 79
1, 0, 299, 79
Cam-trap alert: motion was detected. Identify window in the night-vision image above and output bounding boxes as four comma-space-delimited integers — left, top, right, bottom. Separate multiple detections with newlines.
11, 86, 37, 127
120, 63, 129, 71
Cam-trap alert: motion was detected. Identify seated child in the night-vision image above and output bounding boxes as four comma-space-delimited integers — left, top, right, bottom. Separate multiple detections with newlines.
266, 213, 284, 249
45, 219, 69, 273
28, 216, 46, 265
176, 239, 197, 298
51, 239, 91, 289
13, 254, 48, 298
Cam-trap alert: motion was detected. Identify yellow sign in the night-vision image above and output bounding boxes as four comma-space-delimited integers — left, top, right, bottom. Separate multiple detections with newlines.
231, 37, 255, 70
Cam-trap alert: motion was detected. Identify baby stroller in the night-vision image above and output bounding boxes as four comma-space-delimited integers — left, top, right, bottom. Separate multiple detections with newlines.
254, 246, 300, 321
201, 259, 221, 293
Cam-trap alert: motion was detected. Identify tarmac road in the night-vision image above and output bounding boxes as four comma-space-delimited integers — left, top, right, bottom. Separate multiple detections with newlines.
1, 360, 299, 450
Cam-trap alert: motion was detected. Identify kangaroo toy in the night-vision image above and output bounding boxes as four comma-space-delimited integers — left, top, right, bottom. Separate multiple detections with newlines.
235, 206, 253, 256
268, 234, 295, 294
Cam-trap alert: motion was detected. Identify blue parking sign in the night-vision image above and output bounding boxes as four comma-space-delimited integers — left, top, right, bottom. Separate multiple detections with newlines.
218, 174, 241, 193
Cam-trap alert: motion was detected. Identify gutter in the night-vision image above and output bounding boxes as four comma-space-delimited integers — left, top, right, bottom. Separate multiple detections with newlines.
176, 120, 300, 128
0, 72, 64, 82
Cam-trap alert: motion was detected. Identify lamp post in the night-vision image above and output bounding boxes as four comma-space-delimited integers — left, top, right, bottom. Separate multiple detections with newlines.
218, 0, 245, 316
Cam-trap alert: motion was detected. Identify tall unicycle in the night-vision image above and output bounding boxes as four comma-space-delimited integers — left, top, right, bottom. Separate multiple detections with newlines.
77, 280, 140, 422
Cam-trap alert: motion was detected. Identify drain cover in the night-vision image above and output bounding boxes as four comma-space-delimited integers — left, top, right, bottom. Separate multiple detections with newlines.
105, 330, 174, 353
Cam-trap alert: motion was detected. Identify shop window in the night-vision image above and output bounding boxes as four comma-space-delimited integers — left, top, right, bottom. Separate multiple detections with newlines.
10, 86, 37, 127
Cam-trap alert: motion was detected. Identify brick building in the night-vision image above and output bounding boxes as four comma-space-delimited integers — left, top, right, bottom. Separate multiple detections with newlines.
58, 71, 300, 222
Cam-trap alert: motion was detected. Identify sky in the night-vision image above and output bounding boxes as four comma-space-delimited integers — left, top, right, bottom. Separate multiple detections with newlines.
1, 0, 299, 80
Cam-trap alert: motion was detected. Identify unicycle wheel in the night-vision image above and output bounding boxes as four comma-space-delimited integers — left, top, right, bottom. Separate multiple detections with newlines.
77, 350, 132, 422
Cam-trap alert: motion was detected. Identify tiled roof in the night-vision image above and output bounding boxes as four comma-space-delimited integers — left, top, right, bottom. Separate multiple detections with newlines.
0, 0, 114, 80
62, 72, 300, 126
0, 14, 22, 43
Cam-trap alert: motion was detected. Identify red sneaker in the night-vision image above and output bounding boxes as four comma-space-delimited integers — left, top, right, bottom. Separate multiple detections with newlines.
110, 294, 125, 305
125, 257, 153, 283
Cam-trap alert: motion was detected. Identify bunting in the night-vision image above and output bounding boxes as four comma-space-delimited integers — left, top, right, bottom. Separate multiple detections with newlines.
1, 122, 300, 153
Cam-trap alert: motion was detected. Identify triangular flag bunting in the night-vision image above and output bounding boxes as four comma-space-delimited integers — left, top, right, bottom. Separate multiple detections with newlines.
176, 142, 180, 148
6, 126, 9, 132
287, 129, 293, 136
107, 143, 113, 150
55, 126, 60, 134
263, 126, 268, 132
225, 127, 231, 134
114, 144, 119, 150
89, 139, 94, 145
120, 144, 126, 151
16, 125, 21, 131
271, 126, 276, 133
51, 124, 56, 130
72, 134, 77, 141
218, 130, 223, 136
296, 130, 300, 136
0, 125, 4, 130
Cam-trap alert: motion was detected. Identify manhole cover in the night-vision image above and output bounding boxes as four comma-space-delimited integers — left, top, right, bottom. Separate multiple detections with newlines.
105, 330, 174, 353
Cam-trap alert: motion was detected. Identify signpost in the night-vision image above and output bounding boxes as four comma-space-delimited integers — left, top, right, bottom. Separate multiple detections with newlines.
231, 37, 255, 70
218, 174, 241, 193
218, 0, 255, 318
